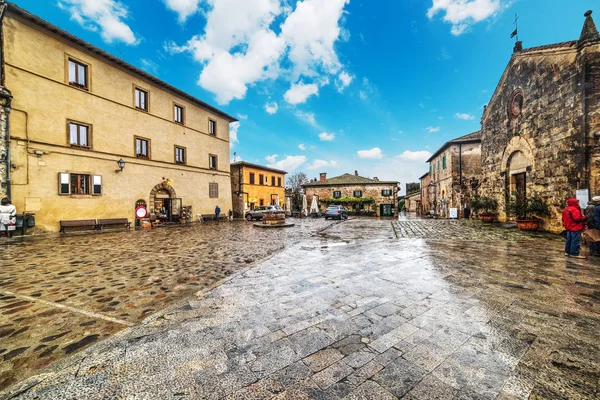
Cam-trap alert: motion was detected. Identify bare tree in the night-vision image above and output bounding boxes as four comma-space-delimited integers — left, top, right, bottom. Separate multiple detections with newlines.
287, 172, 308, 194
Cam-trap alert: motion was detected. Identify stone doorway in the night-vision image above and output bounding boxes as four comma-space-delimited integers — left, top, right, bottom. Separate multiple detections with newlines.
507, 150, 528, 202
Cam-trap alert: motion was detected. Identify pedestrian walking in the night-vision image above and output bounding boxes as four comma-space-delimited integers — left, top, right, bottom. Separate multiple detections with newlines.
584, 196, 600, 255
215, 205, 221, 222
562, 198, 587, 259
228, 209, 233, 221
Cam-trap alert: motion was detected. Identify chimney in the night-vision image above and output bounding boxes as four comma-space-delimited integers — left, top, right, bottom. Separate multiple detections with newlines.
319, 173, 327, 183
513, 41, 523, 53
354, 170, 359, 176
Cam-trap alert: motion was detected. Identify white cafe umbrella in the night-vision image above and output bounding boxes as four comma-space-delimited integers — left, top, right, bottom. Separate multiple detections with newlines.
310, 196, 319, 214
286, 196, 291, 211
276, 195, 280, 208
302, 194, 308, 216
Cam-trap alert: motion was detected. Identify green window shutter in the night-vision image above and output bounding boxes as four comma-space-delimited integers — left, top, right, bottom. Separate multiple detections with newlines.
442, 156, 446, 169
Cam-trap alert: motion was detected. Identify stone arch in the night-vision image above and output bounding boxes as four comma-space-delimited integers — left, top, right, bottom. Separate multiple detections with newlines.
149, 182, 176, 200
501, 136, 534, 172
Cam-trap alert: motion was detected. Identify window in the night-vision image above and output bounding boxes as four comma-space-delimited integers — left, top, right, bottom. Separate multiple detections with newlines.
381, 189, 393, 196
209, 119, 216, 135
260, 199, 264, 206
442, 155, 447, 169
333, 191, 342, 198
69, 122, 90, 148
59, 173, 102, 196
135, 137, 150, 159
259, 174, 264, 185
277, 177, 282, 187
135, 88, 148, 111
209, 154, 218, 169
209, 183, 218, 198
175, 146, 186, 164
174, 104, 184, 124
353, 190, 363, 198
250, 173, 255, 184
271, 176, 276, 186
68, 58, 88, 89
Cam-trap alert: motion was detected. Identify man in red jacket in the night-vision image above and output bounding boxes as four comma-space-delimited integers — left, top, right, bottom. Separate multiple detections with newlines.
562, 198, 587, 258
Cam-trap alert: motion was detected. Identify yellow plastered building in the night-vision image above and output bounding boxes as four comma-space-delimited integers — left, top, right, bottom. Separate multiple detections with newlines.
1, 3, 237, 231
230, 162, 287, 218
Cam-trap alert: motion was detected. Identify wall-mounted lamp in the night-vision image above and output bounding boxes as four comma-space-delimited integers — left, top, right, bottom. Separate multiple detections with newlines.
0, 151, 6, 162
115, 158, 125, 173
33, 150, 44, 157
10, 163, 16, 169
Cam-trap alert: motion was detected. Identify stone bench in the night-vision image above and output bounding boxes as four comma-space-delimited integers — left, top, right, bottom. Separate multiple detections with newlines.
59, 219, 98, 234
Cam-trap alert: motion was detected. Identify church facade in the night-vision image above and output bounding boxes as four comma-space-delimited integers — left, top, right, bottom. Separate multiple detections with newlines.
480, 10, 600, 232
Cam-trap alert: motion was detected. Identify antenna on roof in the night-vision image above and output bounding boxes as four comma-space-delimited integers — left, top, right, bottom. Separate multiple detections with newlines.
115, 45, 122, 59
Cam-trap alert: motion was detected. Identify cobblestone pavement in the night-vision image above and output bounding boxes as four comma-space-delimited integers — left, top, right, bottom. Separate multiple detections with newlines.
0, 218, 333, 390
3, 218, 599, 399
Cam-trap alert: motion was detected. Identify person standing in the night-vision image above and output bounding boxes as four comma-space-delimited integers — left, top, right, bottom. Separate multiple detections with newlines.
0, 197, 17, 238
215, 205, 221, 222
562, 198, 587, 259
584, 196, 600, 255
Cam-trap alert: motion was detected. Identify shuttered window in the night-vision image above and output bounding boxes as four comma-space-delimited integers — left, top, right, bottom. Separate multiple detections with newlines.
59, 173, 102, 195
353, 190, 362, 198
209, 183, 218, 198
333, 191, 342, 198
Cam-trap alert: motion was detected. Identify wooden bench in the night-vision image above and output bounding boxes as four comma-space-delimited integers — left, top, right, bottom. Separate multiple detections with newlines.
97, 218, 131, 230
59, 219, 98, 234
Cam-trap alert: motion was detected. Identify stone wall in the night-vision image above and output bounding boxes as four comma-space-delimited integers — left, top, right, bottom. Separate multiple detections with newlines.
0, 104, 7, 199
480, 42, 600, 232
304, 184, 398, 216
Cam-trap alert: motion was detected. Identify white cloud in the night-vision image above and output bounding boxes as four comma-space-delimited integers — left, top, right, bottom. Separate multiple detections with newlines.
319, 132, 335, 141
298, 144, 306, 150
265, 102, 279, 115
455, 112, 475, 120
307, 159, 338, 170
357, 147, 383, 159
336, 71, 353, 92
284, 81, 319, 105
359, 91, 368, 100
58, 0, 138, 45
163, 0, 201, 22
237, 113, 248, 120
168, 0, 350, 105
426, 126, 440, 133
229, 121, 240, 148
427, 0, 503, 36
281, 0, 349, 79
295, 111, 317, 127
266, 154, 307, 171
140, 59, 159, 76
396, 150, 432, 162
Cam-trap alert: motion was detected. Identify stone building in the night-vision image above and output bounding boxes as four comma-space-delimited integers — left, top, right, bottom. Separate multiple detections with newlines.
302, 171, 399, 217
230, 161, 286, 218
419, 172, 430, 214
0, 3, 237, 231
480, 10, 600, 232
424, 131, 482, 217
404, 192, 420, 213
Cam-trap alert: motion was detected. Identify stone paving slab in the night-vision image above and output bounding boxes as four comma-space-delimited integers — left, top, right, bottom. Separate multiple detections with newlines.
0, 219, 334, 390
1, 218, 599, 399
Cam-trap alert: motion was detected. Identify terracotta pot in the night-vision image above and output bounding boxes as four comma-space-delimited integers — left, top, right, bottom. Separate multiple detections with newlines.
480, 214, 495, 223
517, 219, 540, 231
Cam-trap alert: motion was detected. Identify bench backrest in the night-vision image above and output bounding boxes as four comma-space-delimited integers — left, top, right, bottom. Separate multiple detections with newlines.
60, 219, 96, 227
97, 218, 129, 225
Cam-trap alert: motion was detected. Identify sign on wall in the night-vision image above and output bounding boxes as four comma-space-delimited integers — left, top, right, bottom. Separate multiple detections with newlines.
449, 208, 458, 219
576, 189, 589, 209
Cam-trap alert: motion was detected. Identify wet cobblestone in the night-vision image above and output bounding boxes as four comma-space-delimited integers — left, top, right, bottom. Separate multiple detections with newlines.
0, 218, 333, 390
2, 218, 598, 399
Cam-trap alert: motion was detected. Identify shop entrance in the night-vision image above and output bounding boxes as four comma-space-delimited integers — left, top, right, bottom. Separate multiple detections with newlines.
149, 182, 181, 223
380, 204, 392, 217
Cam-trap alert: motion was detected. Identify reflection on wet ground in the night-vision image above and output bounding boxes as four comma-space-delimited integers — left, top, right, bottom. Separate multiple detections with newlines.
2, 218, 599, 399
0, 218, 333, 390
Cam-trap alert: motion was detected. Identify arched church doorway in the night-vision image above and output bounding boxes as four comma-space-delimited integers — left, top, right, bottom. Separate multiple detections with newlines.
507, 150, 528, 203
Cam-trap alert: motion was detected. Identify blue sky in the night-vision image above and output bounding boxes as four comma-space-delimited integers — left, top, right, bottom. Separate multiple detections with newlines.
13, 0, 598, 193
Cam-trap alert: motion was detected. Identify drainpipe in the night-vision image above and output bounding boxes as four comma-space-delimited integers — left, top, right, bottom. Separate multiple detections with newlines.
582, 62, 590, 191
0, 1, 6, 87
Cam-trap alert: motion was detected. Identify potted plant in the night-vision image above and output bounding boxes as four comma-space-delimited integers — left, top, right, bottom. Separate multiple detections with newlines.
471, 196, 498, 222
505, 194, 550, 231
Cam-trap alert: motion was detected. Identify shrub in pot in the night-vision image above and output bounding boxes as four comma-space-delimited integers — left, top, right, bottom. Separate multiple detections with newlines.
471, 196, 498, 222
505, 194, 550, 231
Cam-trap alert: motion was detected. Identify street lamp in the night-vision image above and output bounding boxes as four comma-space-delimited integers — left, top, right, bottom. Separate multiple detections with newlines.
116, 158, 125, 173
